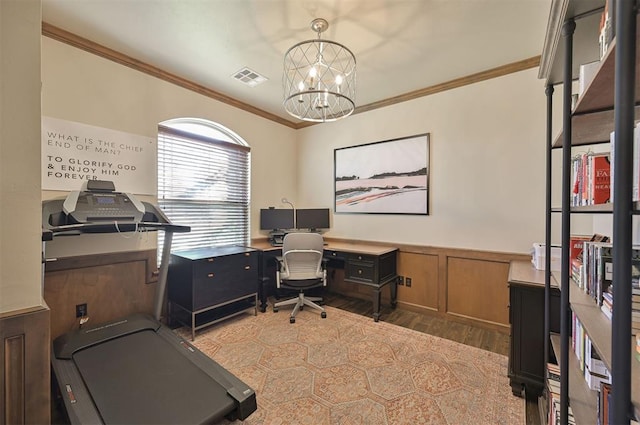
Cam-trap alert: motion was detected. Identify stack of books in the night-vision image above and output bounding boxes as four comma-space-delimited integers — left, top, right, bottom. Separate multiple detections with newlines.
547, 363, 576, 425
571, 152, 611, 207
572, 314, 612, 389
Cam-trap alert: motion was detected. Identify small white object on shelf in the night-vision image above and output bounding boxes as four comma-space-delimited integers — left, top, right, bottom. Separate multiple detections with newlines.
532, 243, 561, 272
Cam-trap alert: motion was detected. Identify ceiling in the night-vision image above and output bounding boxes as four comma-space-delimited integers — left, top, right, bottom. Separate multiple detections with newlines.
41, 0, 552, 127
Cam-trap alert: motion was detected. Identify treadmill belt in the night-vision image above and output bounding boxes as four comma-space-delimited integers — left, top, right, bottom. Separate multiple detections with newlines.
72, 329, 235, 424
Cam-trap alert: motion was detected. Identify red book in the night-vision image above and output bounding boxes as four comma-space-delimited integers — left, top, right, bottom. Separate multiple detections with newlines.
592, 153, 611, 204
571, 235, 591, 262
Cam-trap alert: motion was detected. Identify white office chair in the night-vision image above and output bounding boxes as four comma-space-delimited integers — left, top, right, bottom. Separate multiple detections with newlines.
273, 232, 327, 323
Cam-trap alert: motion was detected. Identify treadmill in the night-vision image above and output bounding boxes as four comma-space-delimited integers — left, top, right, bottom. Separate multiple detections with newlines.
43, 181, 257, 424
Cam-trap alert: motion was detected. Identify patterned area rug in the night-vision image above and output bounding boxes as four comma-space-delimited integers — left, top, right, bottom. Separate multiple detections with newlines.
181, 306, 523, 425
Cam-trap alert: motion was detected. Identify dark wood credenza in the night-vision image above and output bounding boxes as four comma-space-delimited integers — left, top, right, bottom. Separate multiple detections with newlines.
507, 260, 561, 397
167, 246, 259, 340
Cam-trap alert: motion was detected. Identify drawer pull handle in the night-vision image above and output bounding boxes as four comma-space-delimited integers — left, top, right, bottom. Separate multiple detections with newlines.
207, 273, 214, 278
358, 269, 362, 274
207, 258, 214, 262
332, 252, 336, 256
245, 266, 251, 270
245, 253, 250, 257
358, 255, 362, 260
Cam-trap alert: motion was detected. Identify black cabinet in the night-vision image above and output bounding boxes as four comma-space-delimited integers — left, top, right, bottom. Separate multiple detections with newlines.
168, 246, 258, 340
508, 261, 560, 397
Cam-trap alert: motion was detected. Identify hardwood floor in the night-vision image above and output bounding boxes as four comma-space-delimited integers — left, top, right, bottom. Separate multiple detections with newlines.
322, 291, 510, 354
322, 291, 543, 425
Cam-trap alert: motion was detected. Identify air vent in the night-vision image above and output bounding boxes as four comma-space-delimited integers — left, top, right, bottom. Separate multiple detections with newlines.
232, 67, 268, 87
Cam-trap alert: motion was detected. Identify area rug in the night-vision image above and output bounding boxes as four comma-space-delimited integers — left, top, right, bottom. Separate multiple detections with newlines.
179, 306, 523, 425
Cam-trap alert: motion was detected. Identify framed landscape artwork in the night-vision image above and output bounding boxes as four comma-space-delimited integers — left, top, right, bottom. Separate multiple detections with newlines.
334, 133, 430, 215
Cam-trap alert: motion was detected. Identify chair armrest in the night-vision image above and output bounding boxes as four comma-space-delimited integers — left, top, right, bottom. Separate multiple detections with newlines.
274, 256, 284, 271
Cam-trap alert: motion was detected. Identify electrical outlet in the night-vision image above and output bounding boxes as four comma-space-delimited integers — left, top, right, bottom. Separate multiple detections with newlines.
398, 276, 404, 285
406, 277, 412, 287
76, 303, 87, 318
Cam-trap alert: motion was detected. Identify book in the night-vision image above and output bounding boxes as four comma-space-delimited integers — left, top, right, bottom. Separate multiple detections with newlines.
600, 382, 612, 425
634, 122, 640, 201
610, 131, 615, 203
598, 246, 640, 307
591, 153, 611, 204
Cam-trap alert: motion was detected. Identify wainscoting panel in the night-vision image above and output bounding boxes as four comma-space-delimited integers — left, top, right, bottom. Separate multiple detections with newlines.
396, 251, 438, 310
446, 256, 510, 327
0, 306, 50, 425
44, 249, 158, 340
44, 245, 528, 337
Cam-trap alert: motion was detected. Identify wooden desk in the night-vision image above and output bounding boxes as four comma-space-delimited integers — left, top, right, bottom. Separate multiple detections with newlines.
251, 239, 398, 321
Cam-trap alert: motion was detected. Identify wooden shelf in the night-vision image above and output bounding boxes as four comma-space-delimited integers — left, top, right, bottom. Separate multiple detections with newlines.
574, 24, 640, 114
567, 283, 640, 416
569, 284, 612, 369
551, 15, 640, 148
551, 204, 640, 214
553, 106, 640, 147
550, 333, 598, 424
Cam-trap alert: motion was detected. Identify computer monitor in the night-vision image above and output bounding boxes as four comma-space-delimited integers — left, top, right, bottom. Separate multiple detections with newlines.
296, 208, 330, 231
259, 208, 294, 230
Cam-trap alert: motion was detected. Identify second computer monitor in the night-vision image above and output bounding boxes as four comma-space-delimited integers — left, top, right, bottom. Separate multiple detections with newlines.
296, 208, 330, 231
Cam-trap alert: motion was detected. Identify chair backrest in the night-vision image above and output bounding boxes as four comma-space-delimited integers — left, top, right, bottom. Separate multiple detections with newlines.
281, 232, 324, 281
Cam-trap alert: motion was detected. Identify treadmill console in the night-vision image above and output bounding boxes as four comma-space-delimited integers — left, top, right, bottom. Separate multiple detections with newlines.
62, 180, 145, 224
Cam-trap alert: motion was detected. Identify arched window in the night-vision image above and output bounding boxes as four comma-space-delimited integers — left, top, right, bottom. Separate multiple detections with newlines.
157, 118, 250, 252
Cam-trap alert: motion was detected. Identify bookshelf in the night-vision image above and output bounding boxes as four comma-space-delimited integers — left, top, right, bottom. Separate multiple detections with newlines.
539, 0, 639, 423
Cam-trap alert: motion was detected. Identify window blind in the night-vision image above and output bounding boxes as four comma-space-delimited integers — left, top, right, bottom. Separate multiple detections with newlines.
157, 125, 250, 254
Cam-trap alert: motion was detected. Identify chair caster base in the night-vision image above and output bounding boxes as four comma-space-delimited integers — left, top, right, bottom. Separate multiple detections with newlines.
290, 317, 295, 324
321, 312, 327, 319
273, 307, 279, 313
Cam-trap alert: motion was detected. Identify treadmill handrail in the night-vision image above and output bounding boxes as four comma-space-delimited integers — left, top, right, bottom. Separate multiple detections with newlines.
46, 221, 190, 236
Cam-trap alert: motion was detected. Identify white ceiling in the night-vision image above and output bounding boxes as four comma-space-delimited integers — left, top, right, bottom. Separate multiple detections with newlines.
41, 0, 552, 125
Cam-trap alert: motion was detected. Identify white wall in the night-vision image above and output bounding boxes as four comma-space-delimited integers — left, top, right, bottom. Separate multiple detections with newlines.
0, 0, 44, 313
41, 37, 299, 257
297, 68, 551, 254
41, 36, 571, 258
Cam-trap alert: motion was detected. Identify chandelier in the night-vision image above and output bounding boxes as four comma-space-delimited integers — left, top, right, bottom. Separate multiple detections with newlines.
283, 18, 356, 122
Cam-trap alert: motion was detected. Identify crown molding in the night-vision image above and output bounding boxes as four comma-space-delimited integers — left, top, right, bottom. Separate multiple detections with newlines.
43, 22, 539, 130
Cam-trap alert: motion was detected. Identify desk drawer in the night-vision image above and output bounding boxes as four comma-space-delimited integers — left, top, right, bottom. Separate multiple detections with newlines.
345, 261, 375, 283
194, 252, 256, 277
348, 253, 375, 264
193, 271, 256, 310
324, 250, 345, 261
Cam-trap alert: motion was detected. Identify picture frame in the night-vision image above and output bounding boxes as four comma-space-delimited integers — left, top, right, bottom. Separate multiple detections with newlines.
334, 133, 430, 215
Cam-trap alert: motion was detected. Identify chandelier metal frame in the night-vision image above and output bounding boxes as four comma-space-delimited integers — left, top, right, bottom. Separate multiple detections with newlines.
283, 18, 356, 122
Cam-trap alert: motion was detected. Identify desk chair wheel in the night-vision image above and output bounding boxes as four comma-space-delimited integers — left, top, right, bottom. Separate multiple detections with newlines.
290, 317, 295, 324
321, 312, 327, 319
273, 307, 279, 313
